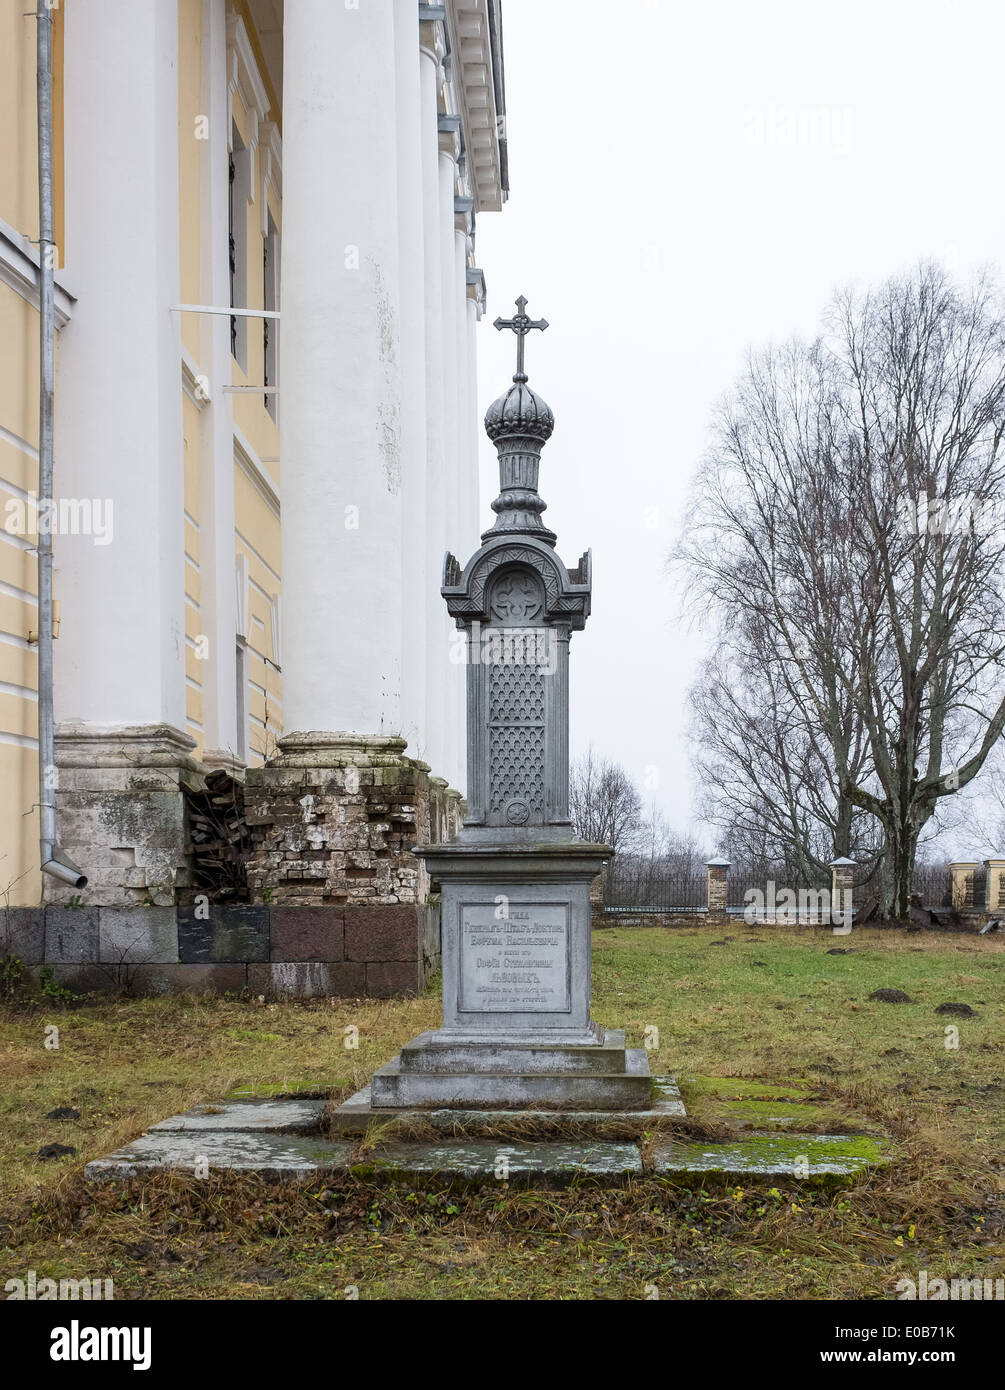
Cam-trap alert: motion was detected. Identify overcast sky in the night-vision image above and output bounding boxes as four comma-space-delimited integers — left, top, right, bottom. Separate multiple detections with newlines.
474, 0, 1005, 846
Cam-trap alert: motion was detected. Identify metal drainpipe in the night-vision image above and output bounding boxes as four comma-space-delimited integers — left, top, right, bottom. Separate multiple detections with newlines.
35, 0, 85, 890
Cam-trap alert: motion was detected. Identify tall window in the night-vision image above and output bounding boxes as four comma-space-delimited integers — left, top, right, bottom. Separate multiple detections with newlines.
263, 209, 280, 424
229, 122, 250, 369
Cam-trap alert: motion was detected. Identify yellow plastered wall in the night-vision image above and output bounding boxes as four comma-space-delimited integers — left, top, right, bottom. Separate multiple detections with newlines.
182, 389, 204, 755
0, 0, 39, 244
0, 283, 41, 907
0, 0, 63, 256
234, 465, 281, 766
0, 1, 63, 907
229, 66, 282, 766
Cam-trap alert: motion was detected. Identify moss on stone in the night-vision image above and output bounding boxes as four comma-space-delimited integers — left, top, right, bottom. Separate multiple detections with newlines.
683, 1075, 818, 1102
224, 1080, 345, 1100
653, 1131, 889, 1187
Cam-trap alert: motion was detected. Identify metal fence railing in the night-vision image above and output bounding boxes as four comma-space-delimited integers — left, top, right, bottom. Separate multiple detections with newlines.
602, 858, 992, 917
911, 865, 952, 909
603, 861, 705, 913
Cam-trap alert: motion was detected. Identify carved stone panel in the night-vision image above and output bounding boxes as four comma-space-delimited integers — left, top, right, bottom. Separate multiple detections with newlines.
484, 567, 548, 827
487, 661, 546, 826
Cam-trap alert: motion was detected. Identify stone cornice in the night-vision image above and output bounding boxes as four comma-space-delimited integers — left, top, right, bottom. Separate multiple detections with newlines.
444, 0, 505, 213
226, 6, 271, 173
233, 425, 280, 518
0, 216, 76, 329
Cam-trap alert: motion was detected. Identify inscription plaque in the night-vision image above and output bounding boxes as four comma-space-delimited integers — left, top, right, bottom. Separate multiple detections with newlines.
459, 903, 570, 1012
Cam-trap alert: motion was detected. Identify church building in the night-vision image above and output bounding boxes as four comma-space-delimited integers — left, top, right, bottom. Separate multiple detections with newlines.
0, 0, 508, 956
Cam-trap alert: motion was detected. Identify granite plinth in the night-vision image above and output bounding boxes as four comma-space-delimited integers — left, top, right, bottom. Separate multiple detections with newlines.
396, 1026, 630, 1074
329, 1075, 686, 1135
369, 1045, 652, 1110
399, 836, 652, 1110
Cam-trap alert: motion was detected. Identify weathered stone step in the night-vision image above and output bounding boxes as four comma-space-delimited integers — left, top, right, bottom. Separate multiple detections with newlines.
396, 1027, 630, 1075
85, 1130, 351, 1181
328, 1075, 686, 1134
370, 1048, 653, 1110
149, 1097, 324, 1134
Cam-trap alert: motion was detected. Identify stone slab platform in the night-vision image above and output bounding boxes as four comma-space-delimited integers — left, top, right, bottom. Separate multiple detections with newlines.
353, 1141, 644, 1182
84, 1131, 352, 1182
653, 1132, 889, 1184
329, 1074, 686, 1136
149, 1097, 324, 1133
83, 1079, 887, 1186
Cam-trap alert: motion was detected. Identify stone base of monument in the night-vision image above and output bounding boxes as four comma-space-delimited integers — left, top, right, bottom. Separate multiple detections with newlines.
327, 1073, 685, 1135
367, 1028, 652, 1110
84, 1080, 889, 1185
361, 838, 655, 1112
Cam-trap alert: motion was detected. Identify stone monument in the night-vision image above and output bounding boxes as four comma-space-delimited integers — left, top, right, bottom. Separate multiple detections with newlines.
367, 298, 651, 1110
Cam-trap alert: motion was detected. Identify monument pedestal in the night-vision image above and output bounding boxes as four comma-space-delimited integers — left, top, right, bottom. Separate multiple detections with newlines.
338, 296, 653, 1119
368, 839, 652, 1111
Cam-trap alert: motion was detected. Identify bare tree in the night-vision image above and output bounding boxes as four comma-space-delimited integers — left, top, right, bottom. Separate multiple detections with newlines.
568, 749, 643, 854
689, 638, 879, 883
679, 263, 1005, 917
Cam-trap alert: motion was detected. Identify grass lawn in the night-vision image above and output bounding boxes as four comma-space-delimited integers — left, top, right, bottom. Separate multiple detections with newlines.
1, 925, 1003, 1300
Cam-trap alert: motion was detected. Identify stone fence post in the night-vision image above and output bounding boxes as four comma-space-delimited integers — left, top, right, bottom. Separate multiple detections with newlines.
984, 858, 1005, 911
829, 857, 855, 926
589, 872, 605, 913
949, 861, 978, 909
706, 857, 730, 917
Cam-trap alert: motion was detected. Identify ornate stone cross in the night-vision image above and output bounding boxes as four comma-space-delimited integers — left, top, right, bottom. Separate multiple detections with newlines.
493, 294, 548, 381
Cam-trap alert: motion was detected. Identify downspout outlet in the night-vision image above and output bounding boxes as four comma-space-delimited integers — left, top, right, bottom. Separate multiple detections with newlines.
41, 848, 88, 890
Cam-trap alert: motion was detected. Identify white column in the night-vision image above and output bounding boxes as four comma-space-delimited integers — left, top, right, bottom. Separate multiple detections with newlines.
198, 0, 239, 768
439, 149, 460, 563
419, 30, 448, 777
465, 290, 482, 541
448, 216, 469, 791
454, 227, 476, 568
395, 2, 428, 757
438, 141, 465, 789
56, 0, 186, 729
281, 0, 402, 737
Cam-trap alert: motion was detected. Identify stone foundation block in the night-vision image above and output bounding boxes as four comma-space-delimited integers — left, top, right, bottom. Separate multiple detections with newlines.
49, 723, 201, 906
1, 908, 44, 962
365, 960, 421, 997
370, 1048, 653, 1110
247, 960, 365, 999
44, 907, 100, 963
98, 907, 178, 964
128, 963, 248, 995
178, 905, 269, 963
344, 903, 421, 962
270, 906, 344, 961
30, 960, 108, 992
